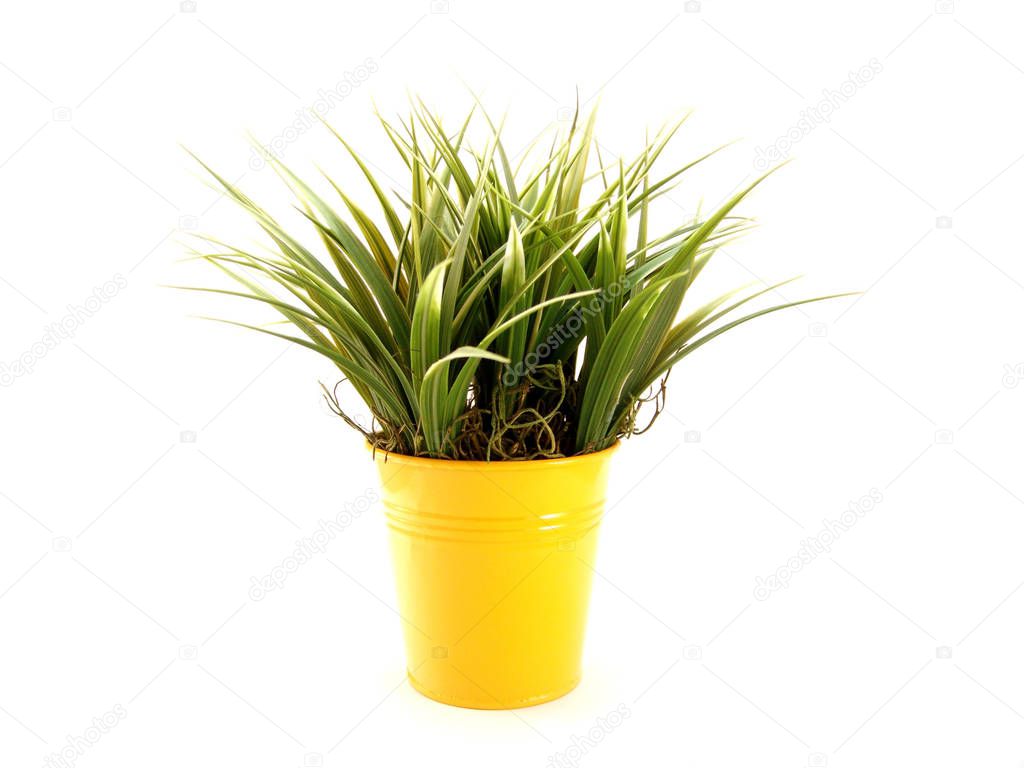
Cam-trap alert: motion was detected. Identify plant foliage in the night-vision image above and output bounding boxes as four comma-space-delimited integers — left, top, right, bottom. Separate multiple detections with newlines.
185, 103, 851, 459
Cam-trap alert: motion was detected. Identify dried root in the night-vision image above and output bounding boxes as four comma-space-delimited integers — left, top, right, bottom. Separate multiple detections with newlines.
326, 366, 669, 461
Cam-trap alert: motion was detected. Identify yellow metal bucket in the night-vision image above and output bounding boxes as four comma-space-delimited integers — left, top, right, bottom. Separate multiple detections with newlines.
372, 444, 617, 709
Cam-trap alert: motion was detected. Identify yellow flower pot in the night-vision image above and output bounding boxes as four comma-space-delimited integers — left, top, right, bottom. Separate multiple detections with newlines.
372, 444, 617, 709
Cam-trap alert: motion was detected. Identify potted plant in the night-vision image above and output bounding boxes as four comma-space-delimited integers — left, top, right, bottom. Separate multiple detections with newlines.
186, 103, 850, 709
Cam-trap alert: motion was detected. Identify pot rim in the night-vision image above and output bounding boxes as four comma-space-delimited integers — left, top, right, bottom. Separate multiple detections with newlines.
367, 440, 619, 471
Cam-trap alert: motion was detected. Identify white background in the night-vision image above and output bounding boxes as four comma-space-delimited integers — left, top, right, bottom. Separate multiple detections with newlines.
2, 0, 1023, 766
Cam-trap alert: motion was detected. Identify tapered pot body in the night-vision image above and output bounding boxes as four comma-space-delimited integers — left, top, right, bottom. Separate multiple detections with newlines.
372, 444, 617, 709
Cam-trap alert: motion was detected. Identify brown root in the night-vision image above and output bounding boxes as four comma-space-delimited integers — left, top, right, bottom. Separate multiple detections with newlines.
327, 365, 669, 461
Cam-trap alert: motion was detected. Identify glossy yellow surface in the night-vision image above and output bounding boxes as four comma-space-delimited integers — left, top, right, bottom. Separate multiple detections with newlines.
372, 444, 617, 709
